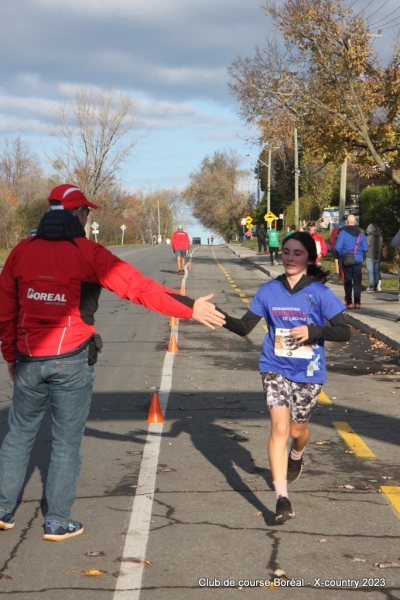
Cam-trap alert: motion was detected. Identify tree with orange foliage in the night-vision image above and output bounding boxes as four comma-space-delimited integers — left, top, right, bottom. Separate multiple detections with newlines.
229, 0, 400, 185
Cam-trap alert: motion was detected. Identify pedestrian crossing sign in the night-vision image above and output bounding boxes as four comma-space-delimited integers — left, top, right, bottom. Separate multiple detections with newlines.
264, 211, 277, 222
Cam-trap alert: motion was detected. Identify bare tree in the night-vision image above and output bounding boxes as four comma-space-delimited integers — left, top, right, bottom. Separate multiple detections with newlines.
49, 87, 145, 204
0, 136, 44, 204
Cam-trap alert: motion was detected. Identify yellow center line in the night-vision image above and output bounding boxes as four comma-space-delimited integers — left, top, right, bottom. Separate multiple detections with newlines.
318, 390, 332, 404
380, 486, 400, 517
332, 421, 375, 458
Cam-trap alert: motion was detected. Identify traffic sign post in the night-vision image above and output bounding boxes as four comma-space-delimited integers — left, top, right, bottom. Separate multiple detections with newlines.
120, 224, 127, 245
264, 211, 277, 229
91, 221, 99, 243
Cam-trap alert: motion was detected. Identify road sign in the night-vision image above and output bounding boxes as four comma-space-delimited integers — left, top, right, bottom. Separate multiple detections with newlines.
91, 221, 99, 230
245, 216, 253, 226
120, 224, 127, 231
241, 218, 247, 226
264, 211, 277, 223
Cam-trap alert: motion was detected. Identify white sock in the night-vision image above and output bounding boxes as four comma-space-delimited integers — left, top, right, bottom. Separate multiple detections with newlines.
290, 447, 304, 461
273, 480, 288, 499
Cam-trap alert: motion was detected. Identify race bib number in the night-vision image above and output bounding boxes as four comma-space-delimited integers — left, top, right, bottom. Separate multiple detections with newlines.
274, 328, 313, 359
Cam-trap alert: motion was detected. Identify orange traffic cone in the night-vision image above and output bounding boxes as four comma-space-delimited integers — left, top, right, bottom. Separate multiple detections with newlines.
168, 333, 178, 353
147, 392, 164, 423
169, 316, 178, 326
187, 262, 192, 270
180, 285, 185, 295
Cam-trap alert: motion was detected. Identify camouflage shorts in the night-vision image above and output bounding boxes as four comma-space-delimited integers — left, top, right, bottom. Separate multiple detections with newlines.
261, 372, 322, 424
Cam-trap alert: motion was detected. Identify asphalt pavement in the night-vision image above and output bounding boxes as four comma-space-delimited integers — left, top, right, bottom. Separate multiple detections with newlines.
226, 244, 400, 351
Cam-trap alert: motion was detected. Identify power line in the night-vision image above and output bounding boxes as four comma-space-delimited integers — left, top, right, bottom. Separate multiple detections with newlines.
379, 17, 400, 32
352, 0, 377, 21
369, 5, 400, 28
363, 0, 391, 22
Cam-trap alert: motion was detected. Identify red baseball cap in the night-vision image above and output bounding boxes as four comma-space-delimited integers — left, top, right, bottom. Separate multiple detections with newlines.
48, 184, 98, 209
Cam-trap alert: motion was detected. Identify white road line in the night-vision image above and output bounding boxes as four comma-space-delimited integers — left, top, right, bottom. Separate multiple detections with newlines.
113, 327, 178, 599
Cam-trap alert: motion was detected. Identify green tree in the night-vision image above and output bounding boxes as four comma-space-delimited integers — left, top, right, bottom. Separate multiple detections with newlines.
15, 198, 48, 238
359, 186, 400, 238
184, 150, 252, 241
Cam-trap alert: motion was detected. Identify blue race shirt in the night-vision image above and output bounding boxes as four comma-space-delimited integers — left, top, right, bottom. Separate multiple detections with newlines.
250, 279, 345, 383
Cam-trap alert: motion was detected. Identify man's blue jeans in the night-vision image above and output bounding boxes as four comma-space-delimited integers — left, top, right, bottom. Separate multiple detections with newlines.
343, 262, 363, 305
366, 257, 380, 289
0, 350, 94, 526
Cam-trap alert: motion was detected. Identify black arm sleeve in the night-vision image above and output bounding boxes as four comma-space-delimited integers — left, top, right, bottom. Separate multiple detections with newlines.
216, 308, 262, 337
307, 312, 351, 343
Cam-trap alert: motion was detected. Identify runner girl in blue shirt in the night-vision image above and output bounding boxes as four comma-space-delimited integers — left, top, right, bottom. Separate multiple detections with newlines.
221, 232, 351, 523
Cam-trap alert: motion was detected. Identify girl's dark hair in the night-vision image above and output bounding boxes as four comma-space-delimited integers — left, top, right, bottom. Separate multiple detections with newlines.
281, 231, 330, 283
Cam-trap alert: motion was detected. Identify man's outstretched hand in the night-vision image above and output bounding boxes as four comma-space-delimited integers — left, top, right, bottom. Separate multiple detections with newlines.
192, 294, 226, 330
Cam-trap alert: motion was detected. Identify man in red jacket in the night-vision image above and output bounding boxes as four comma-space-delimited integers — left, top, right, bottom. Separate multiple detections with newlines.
0, 184, 225, 541
171, 224, 190, 274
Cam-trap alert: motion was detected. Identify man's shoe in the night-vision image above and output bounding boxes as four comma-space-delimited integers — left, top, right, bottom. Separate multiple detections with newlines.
0, 513, 15, 530
275, 496, 295, 523
43, 519, 83, 542
346, 303, 353, 309
365, 287, 374, 293
354, 303, 361, 309
287, 455, 303, 483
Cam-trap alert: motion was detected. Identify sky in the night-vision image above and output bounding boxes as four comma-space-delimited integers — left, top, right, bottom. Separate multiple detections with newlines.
1, 0, 400, 241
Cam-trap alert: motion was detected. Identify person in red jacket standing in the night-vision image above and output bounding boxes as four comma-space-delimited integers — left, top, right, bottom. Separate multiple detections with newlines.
0, 185, 225, 541
171, 224, 190, 274
307, 221, 327, 267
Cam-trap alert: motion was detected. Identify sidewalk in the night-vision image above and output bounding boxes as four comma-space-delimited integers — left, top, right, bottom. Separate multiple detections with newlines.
226, 244, 400, 351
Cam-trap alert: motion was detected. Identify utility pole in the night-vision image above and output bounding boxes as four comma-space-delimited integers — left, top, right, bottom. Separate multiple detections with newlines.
339, 158, 347, 225
157, 198, 162, 244
294, 128, 299, 228
267, 148, 272, 213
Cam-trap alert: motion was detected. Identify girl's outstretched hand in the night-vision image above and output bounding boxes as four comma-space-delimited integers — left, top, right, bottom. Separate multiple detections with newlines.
192, 294, 226, 330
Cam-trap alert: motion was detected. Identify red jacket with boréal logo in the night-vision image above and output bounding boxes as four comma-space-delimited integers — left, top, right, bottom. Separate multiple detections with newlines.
0, 210, 194, 362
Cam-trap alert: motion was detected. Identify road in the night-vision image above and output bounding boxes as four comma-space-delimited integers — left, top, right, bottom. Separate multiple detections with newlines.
0, 244, 399, 599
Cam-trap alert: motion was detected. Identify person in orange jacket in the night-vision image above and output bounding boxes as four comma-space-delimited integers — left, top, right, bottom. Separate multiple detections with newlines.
307, 221, 327, 267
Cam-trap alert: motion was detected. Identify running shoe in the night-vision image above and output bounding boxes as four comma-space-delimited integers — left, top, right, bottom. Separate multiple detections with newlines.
275, 496, 295, 523
287, 455, 303, 483
0, 512, 15, 530
43, 519, 84, 542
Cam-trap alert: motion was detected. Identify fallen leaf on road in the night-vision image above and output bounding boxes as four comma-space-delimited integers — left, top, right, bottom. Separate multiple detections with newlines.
274, 569, 286, 577
351, 557, 366, 562
374, 562, 400, 569
85, 551, 105, 557
315, 440, 331, 445
81, 569, 107, 576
